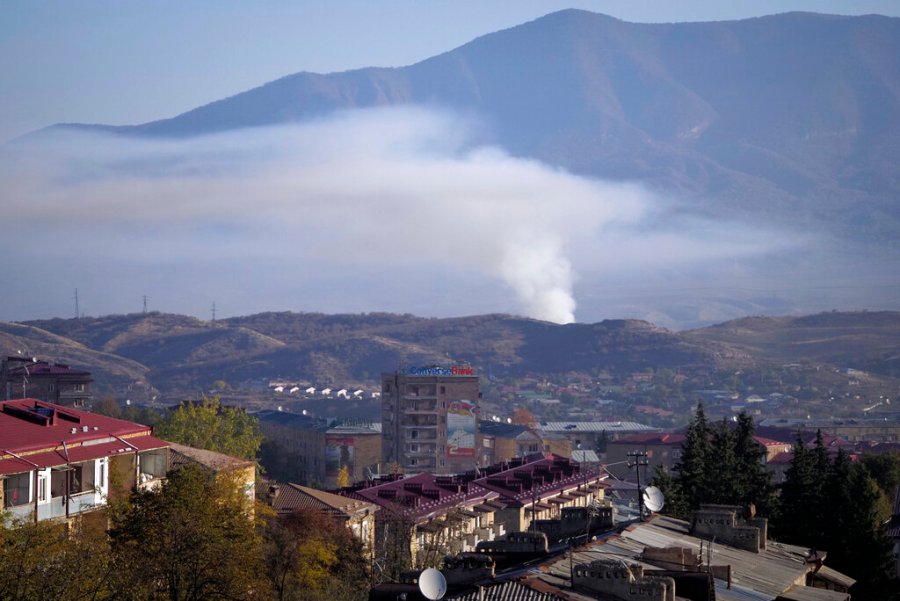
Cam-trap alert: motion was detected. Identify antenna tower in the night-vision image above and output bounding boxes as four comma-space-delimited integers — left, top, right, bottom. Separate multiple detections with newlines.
73, 289, 80, 319
142, 295, 148, 314
211, 301, 216, 322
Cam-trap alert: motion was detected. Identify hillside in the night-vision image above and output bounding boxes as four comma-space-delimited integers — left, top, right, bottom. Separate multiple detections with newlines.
43, 11, 900, 243
6, 310, 898, 402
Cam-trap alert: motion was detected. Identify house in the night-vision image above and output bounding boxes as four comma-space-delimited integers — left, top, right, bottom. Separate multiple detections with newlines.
268, 482, 379, 558
1, 357, 93, 408
167, 442, 256, 503
0, 398, 168, 526
537, 421, 660, 454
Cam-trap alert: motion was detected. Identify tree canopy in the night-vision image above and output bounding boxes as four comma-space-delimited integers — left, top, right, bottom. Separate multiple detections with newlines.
155, 395, 263, 460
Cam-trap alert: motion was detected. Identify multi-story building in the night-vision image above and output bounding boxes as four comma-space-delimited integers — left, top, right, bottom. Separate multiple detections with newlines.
1, 356, 93, 408
0, 398, 169, 525
256, 410, 382, 488
382, 366, 481, 474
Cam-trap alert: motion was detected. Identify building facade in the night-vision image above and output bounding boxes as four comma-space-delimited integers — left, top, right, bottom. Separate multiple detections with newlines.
1, 357, 93, 408
256, 410, 382, 488
0, 398, 169, 524
382, 367, 481, 474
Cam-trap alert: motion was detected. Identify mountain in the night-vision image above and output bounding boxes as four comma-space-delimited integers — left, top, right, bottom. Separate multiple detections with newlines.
8, 310, 899, 401
46, 10, 900, 240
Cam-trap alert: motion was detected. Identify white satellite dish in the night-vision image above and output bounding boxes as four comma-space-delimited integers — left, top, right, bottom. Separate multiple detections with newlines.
418, 567, 447, 600
642, 486, 665, 513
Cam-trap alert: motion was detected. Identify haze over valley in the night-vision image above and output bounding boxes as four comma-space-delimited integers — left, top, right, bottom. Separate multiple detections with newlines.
3, 9, 899, 329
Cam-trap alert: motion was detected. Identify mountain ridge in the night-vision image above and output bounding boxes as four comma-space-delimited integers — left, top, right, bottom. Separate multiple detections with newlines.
4, 310, 898, 402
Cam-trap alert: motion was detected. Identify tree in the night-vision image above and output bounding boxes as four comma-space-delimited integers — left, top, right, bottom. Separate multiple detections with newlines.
156, 395, 263, 460
674, 402, 712, 510
108, 463, 270, 600
775, 432, 820, 544
650, 464, 687, 519
510, 408, 536, 428
0, 515, 112, 601
92, 397, 122, 419
336, 465, 350, 488
264, 508, 368, 601
733, 411, 774, 513
707, 419, 738, 505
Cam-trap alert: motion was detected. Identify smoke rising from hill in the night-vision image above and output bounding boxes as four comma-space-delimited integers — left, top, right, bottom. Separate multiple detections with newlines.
1, 107, 789, 324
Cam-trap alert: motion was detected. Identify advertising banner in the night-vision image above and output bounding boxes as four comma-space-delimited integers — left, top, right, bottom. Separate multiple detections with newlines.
447, 400, 476, 457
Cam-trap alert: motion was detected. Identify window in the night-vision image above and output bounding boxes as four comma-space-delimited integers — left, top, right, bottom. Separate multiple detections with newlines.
3, 472, 31, 507
139, 450, 167, 479
440, 386, 446, 394
38, 475, 48, 502
70, 461, 96, 495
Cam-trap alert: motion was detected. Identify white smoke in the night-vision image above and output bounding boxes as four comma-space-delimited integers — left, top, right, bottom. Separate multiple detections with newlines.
0, 107, 790, 324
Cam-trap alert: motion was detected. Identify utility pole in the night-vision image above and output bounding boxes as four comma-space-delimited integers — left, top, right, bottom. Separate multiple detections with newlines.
211, 301, 216, 322
627, 451, 649, 520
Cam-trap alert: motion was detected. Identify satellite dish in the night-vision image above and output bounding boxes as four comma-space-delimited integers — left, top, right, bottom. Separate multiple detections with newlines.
418, 567, 447, 600
642, 486, 665, 513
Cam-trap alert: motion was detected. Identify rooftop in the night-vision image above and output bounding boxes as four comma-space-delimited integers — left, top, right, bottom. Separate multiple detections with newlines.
527, 514, 854, 601
168, 442, 255, 472
538, 421, 660, 434
0, 398, 167, 475
273, 483, 378, 518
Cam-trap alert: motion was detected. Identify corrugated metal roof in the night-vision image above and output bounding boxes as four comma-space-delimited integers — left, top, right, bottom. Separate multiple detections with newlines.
532, 515, 855, 601
539, 422, 660, 434
0, 399, 153, 453
448, 580, 563, 600
273, 483, 378, 517
778, 584, 850, 601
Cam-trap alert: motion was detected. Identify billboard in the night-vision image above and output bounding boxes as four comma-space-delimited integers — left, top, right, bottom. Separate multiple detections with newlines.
447, 400, 476, 457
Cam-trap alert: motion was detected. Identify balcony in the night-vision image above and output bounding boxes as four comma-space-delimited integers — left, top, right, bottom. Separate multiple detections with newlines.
405, 430, 437, 441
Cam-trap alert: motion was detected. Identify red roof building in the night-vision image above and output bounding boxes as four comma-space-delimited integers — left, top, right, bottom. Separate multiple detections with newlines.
0, 398, 168, 524
1, 356, 93, 408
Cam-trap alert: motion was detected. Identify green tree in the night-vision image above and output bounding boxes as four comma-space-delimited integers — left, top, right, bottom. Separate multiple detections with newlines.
109, 463, 269, 600
0, 516, 112, 601
733, 411, 775, 513
860, 451, 900, 499
674, 402, 712, 510
156, 395, 263, 460
650, 463, 687, 519
707, 419, 738, 504
775, 432, 820, 544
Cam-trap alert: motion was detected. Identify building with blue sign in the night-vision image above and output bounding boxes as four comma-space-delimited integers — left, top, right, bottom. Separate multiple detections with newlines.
381, 367, 480, 474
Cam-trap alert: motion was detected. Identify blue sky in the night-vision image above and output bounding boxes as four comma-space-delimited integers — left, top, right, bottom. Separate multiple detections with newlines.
2, 0, 899, 143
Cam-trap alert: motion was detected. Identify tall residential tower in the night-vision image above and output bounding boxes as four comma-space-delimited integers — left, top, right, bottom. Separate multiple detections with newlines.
381, 366, 480, 474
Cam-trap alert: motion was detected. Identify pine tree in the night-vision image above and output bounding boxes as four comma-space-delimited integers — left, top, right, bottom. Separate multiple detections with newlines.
651, 463, 688, 519
776, 432, 820, 545
733, 411, 774, 512
707, 419, 738, 504
674, 402, 712, 510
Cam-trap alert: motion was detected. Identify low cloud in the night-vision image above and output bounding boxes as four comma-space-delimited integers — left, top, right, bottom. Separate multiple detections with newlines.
1, 107, 794, 325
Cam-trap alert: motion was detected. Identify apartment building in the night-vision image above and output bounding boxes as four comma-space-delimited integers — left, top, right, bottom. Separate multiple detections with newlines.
382, 366, 481, 474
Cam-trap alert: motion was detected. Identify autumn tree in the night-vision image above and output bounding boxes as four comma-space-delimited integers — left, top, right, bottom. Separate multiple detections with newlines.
0, 516, 113, 601
155, 395, 263, 460
265, 507, 368, 601
108, 463, 270, 600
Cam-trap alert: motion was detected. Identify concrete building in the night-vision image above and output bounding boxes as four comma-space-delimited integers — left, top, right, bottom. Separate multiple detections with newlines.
0, 398, 168, 525
382, 366, 481, 474
1, 356, 93, 408
256, 410, 381, 488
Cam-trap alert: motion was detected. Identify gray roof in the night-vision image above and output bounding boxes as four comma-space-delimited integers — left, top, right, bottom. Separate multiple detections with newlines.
448, 580, 563, 601
527, 514, 854, 601
538, 421, 660, 434
571, 450, 600, 464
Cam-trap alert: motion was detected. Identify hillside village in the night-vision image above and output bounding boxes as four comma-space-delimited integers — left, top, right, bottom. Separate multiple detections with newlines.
2, 327, 899, 600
